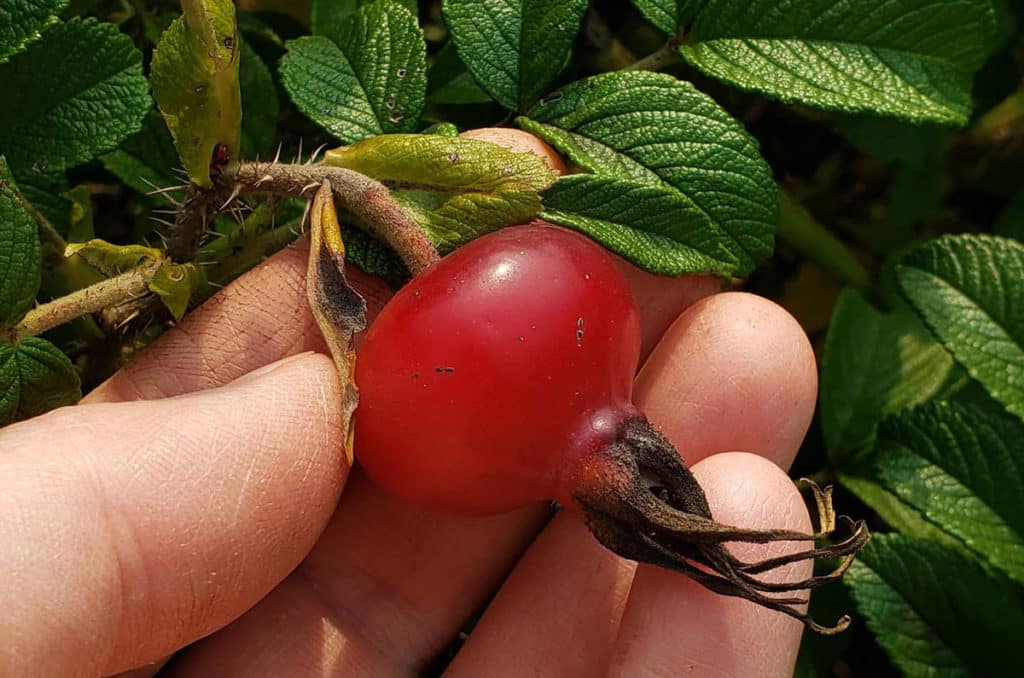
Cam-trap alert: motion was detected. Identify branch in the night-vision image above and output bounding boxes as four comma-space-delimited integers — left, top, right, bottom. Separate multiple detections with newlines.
4, 259, 163, 342
625, 37, 682, 72
223, 161, 440, 275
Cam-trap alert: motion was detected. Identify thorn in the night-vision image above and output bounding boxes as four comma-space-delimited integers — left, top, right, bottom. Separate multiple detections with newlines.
295, 138, 304, 164
272, 142, 283, 166
218, 184, 244, 211
308, 143, 328, 165
148, 216, 175, 228
300, 182, 321, 194
254, 174, 274, 188
207, 280, 224, 289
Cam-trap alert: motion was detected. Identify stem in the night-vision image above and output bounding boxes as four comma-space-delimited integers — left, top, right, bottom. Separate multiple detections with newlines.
971, 82, 1024, 142
166, 184, 216, 262
4, 260, 162, 342
223, 161, 440, 275
624, 37, 682, 72
777, 190, 872, 290
198, 220, 301, 300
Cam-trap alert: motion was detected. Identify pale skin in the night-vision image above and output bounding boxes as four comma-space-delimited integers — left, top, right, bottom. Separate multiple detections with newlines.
0, 236, 820, 677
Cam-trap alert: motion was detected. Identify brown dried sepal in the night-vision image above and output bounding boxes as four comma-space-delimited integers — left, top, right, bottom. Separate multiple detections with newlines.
576, 417, 870, 635
307, 181, 368, 464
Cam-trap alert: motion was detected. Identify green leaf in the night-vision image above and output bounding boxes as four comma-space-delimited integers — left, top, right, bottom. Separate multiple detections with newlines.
630, 0, 679, 35
428, 41, 494, 106
847, 534, 1024, 677
238, 36, 278, 158
61, 185, 94, 243
151, 0, 241, 187
311, 0, 361, 34
0, 17, 150, 173
833, 115, 949, 168
540, 175, 738, 276
442, 0, 589, 110
897, 235, 1024, 418
839, 475, 965, 549
0, 156, 40, 325
820, 289, 961, 465
311, 0, 417, 35
150, 262, 205, 321
679, 0, 998, 125
343, 226, 408, 288
422, 122, 460, 137
876, 400, 1024, 584
281, 0, 427, 143
16, 172, 70, 238
994, 188, 1024, 242
0, 0, 67, 62
0, 337, 80, 426
518, 70, 777, 275
100, 110, 182, 197
325, 133, 555, 250
67, 240, 163, 277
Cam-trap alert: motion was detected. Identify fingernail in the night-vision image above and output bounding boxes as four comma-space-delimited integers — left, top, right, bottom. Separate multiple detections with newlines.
232, 352, 319, 386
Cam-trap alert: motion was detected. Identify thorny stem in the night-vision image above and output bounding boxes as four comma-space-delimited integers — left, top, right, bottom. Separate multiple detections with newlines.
625, 37, 683, 72
166, 184, 216, 262
222, 161, 441, 275
3, 258, 163, 343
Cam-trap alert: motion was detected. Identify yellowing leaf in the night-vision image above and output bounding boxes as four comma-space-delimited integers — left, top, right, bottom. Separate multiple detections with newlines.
151, 0, 241, 186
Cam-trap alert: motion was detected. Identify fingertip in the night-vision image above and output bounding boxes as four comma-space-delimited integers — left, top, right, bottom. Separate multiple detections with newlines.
635, 291, 818, 469
608, 452, 811, 677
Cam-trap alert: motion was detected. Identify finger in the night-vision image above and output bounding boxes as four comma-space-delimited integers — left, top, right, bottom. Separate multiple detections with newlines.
163, 476, 550, 677
440, 293, 817, 677
615, 260, 720, 362
608, 452, 811, 677
635, 291, 818, 469
442, 513, 635, 678
0, 353, 347, 677
87, 238, 393, 403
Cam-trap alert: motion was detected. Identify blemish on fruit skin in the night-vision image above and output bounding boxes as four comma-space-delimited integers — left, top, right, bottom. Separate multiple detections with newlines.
412, 372, 420, 379
448, 152, 459, 163
396, 67, 407, 78
576, 316, 585, 342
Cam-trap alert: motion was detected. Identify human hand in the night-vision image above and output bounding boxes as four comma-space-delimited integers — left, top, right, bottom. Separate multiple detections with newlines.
0, 239, 818, 677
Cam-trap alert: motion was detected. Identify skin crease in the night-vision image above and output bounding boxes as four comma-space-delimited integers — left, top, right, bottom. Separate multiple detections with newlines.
0, 130, 821, 677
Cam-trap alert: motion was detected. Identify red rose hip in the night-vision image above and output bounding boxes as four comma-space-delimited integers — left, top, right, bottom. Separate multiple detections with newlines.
354, 223, 867, 633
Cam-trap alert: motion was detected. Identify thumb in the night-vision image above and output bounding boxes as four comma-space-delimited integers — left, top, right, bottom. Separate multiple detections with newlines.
0, 352, 347, 677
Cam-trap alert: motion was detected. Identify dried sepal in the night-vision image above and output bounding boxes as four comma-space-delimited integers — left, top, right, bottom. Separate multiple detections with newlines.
307, 181, 367, 464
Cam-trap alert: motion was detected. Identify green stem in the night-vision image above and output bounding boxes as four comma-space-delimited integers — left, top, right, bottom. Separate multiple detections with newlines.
971, 82, 1024, 141
777, 190, 871, 290
4, 260, 163, 342
198, 219, 301, 300
625, 37, 682, 72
